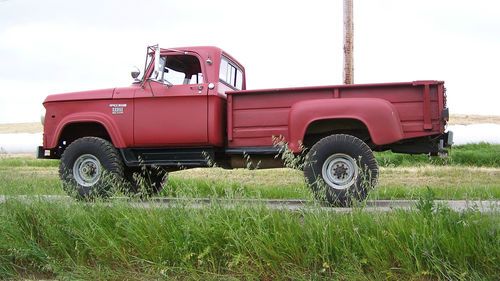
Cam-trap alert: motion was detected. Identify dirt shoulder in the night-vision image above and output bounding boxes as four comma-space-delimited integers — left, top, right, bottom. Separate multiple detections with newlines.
0, 122, 42, 134
449, 114, 500, 125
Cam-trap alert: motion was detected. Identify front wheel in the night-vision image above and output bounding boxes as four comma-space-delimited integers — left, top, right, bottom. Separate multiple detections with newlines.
59, 137, 125, 200
304, 134, 378, 206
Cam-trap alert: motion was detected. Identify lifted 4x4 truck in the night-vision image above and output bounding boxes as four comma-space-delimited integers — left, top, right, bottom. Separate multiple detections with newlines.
38, 45, 453, 206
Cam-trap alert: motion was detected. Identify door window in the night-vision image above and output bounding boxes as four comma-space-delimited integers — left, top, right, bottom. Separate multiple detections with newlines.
151, 54, 203, 85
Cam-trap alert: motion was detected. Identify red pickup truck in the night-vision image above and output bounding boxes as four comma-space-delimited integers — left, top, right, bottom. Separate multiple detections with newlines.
38, 45, 452, 205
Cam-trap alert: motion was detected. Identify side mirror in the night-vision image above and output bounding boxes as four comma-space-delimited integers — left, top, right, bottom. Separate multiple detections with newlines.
131, 66, 141, 81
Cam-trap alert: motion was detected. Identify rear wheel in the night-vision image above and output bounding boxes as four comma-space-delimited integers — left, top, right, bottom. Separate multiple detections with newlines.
304, 134, 378, 206
59, 137, 125, 200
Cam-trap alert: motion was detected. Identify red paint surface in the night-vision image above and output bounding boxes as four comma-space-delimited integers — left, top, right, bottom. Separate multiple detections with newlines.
133, 81, 208, 146
228, 81, 446, 152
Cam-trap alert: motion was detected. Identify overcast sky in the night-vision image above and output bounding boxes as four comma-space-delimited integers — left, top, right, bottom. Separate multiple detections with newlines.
0, 0, 499, 123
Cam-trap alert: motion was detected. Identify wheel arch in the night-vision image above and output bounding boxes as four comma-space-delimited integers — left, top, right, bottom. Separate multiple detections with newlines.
288, 98, 404, 152
50, 112, 126, 150
302, 118, 371, 149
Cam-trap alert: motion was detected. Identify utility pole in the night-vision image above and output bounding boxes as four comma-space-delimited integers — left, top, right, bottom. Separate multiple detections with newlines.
343, 0, 354, 84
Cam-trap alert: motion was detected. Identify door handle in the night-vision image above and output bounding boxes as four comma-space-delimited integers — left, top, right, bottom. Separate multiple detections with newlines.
190, 85, 204, 94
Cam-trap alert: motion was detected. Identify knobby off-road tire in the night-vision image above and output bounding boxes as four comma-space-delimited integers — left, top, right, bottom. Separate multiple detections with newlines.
59, 137, 125, 200
124, 166, 168, 197
304, 134, 379, 206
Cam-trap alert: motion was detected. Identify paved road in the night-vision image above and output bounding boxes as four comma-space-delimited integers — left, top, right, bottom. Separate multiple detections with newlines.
0, 195, 498, 213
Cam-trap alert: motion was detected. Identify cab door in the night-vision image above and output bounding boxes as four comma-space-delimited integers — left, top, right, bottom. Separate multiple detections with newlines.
133, 54, 208, 147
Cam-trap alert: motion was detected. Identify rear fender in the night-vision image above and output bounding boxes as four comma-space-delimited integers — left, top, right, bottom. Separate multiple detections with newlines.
48, 112, 126, 149
288, 98, 404, 152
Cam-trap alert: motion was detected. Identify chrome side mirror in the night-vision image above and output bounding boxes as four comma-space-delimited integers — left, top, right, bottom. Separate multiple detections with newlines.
154, 45, 161, 78
131, 66, 141, 81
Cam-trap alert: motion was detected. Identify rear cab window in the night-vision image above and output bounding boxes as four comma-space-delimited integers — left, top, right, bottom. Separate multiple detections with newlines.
219, 56, 243, 90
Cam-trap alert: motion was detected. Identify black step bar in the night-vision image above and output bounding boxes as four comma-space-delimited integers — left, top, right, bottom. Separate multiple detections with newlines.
120, 147, 214, 167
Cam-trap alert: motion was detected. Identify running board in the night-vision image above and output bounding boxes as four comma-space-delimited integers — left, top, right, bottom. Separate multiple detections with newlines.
120, 148, 214, 167
225, 146, 281, 155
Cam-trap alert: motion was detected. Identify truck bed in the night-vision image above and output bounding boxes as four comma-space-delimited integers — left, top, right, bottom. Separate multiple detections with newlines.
227, 81, 446, 151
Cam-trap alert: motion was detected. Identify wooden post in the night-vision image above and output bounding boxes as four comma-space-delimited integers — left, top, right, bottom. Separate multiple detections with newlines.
343, 0, 354, 84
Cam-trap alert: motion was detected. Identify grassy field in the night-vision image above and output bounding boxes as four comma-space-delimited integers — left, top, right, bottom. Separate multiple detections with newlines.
377, 143, 500, 168
2, 164, 499, 200
1, 144, 499, 200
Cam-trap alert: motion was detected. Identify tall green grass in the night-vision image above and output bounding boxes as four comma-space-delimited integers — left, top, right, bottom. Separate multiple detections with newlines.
376, 143, 500, 167
2, 165, 499, 200
0, 198, 498, 280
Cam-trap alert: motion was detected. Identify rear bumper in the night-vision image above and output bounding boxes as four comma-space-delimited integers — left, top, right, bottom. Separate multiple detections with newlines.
389, 131, 453, 156
441, 131, 453, 148
437, 131, 453, 157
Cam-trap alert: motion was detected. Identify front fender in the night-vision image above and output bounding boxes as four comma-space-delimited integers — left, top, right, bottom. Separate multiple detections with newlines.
48, 112, 126, 149
288, 98, 404, 152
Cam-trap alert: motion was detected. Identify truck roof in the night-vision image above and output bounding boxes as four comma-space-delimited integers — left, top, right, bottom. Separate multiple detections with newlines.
155, 46, 245, 71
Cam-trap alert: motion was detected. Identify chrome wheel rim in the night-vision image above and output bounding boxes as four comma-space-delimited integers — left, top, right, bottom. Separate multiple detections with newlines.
73, 154, 101, 187
321, 153, 358, 190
